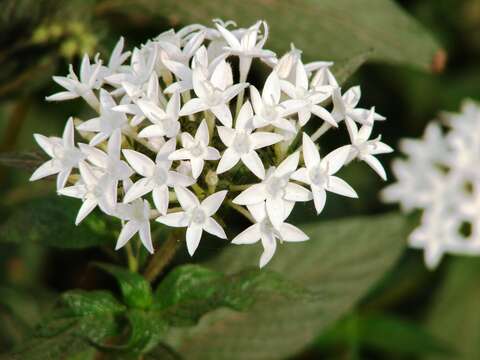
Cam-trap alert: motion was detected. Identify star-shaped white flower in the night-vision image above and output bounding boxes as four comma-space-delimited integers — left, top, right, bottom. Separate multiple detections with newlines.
30, 117, 85, 190
169, 119, 220, 178
232, 203, 308, 268
98, 37, 131, 79
250, 71, 304, 133
46, 54, 102, 110
136, 92, 181, 139
217, 101, 283, 179
332, 86, 385, 125
233, 151, 311, 228
79, 129, 133, 203
114, 199, 153, 254
346, 115, 393, 180
280, 60, 336, 127
215, 21, 275, 81
292, 133, 357, 214
157, 186, 228, 256
58, 161, 116, 224
179, 60, 248, 127
122, 138, 194, 214
77, 90, 130, 146
157, 30, 205, 65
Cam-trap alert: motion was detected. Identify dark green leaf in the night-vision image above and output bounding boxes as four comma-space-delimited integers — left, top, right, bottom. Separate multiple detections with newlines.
426, 258, 480, 360
0, 197, 112, 249
164, 213, 408, 360
60, 290, 126, 316
154, 265, 309, 327
96, 264, 153, 309
141, 0, 441, 71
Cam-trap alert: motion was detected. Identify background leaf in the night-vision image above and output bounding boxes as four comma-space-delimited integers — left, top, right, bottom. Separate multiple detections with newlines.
162, 213, 408, 360
134, 0, 442, 71
0, 197, 112, 249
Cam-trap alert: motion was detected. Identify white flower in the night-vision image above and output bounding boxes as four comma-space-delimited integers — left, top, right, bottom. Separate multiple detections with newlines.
216, 101, 283, 179
98, 37, 131, 78
157, 30, 205, 65
77, 90, 129, 146
250, 71, 304, 133
332, 86, 385, 125
58, 161, 116, 224
215, 20, 275, 81
280, 60, 336, 127
233, 152, 311, 228
46, 54, 102, 110
292, 133, 357, 214
232, 203, 308, 267
179, 60, 248, 127
30, 118, 85, 190
115, 199, 153, 254
346, 115, 393, 180
137, 92, 181, 139
79, 129, 133, 204
157, 186, 227, 255
169, 119, 220, 178
122, 139, 194, 214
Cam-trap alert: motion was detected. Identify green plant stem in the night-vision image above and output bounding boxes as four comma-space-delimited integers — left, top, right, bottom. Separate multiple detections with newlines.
144, 232, 182, 282
126, 242, 138, 273
227, 200, 255, 223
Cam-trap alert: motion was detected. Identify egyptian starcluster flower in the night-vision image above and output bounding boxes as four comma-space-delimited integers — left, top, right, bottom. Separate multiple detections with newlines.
31, 19, 391, 267
382, 99, 480, 270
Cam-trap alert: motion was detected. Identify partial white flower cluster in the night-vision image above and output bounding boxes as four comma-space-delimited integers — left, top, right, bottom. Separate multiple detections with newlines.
383, 100, 480, 269
31, 19, 391, 267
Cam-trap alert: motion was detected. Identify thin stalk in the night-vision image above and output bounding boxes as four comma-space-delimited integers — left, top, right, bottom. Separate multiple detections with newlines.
144, 233, 182, 282
311, 122, 332, 142
229, 184, 255, 191
123, 128, 158, 153
125, 242, 138, 272
227, 200, 255, 223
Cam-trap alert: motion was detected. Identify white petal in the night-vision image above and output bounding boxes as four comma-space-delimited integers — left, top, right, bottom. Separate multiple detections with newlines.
284, 183, 312, 201
201, 190, 227, 216
323, 145, 350, 175
122, 149, 155, 177
232, 223, 261, 244
217, 148, 241, 174
138, 125, 165, 138
157, 212, 189, 227
236, 101, 254, 130
210, 60, 233, 91
291, 167, 309, 184
266, 196, 285, 228
62, 118, 75, 148
30, 160, 60, 181
75, 198, 97, 225
275, 151, 300, 177
233, 184, 266, 205
33, 134, 55, 157
302, 133, 320, 169
139, 222, 154, 254
371, 142, 394, 155
251, 132, 283, 149
195, 119, 210, 144
260, 233, 277, 268
190, 158, 205, 178
58, 185, 85, 199
263, 71, 281, 105
169, 148, 191, 161
363, 155, 387, 180
78, 162, 97, 187
326, 176, 358, 198
312, 187, 327, 214
217, 126, 235, 147
279, 223, 309, 242
241, 151, 265, 179
205, 147, 221, 160
174, 186, 199, 209
211, 104, 232, 127
203, 218, 227, 239
249, 86, 263, 115
186, 225, 203, 256
115, 221, 140, 250
311, 105, 337, 127
123, 178, 154, 203
179, 98, 208, 116
56, 169, 71, 190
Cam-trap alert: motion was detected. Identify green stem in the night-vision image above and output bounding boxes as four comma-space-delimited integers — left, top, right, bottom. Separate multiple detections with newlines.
144, 232, 182, 282
125, 242, 138, 273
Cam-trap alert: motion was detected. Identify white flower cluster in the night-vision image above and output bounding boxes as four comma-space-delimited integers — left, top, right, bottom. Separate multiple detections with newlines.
383, 100, 480, 269
31, 19, 392, 267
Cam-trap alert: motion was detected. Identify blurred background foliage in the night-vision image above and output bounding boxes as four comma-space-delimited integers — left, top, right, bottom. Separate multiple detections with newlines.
0, 0, 480, 359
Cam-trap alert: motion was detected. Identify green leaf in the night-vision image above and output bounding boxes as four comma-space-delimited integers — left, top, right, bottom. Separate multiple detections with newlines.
164, 213, 408, 360
143, 0, 441, 71
10, 290, 123, 360
0, 197, 111, 249
426, 258, 480, 360
317, 313, 452, 356
96, 264, 153, 309
154, 265, 309, 327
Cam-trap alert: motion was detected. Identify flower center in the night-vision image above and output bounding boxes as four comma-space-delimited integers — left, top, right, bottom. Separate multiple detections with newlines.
190, 207, 206, 225
232, 132, 252, 154
309, 166, 328, 187
265, 175, 287, 198
152, 167, 167, 186
262, 104, 278, 123
54, 145, 84, 168
188, 141, 206, 158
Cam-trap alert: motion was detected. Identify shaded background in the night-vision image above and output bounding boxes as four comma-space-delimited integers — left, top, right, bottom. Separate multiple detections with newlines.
1, 0, 480, 358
